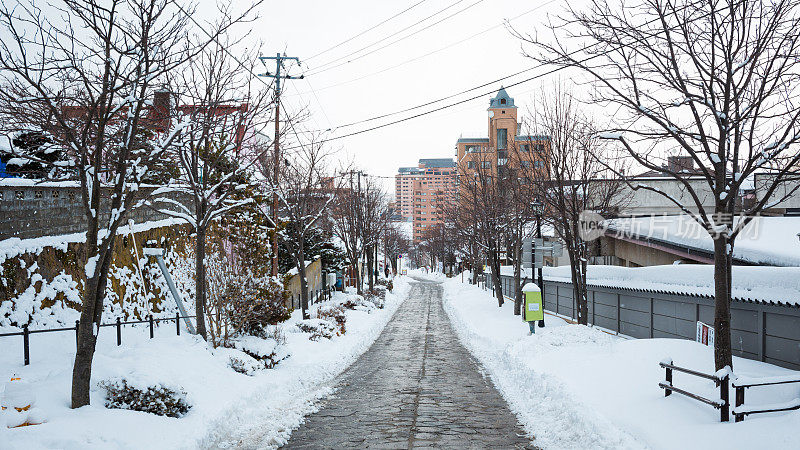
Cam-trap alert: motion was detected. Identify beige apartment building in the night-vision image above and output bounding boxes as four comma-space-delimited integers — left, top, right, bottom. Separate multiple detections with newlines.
456, 87, 549, 205
394, 159, 457, 242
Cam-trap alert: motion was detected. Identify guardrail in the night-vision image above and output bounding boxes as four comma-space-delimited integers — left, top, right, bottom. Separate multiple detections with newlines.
659, 359, 730, 422
732, 375, 800, 422
0, 313, 196, 366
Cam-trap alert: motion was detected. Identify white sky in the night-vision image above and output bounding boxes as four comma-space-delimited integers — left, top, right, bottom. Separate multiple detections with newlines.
214, 0, 583, 189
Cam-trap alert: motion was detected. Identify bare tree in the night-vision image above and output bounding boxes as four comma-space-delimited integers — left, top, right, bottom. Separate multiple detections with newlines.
153, 35, 272, 339
331, 172, 387, 295
519, 0, 800, 369
381, 223, 410, 275
266, 135, 341, 320
0, 0, 255, 408
520, 86, 627, 325
456, 149, 510, 306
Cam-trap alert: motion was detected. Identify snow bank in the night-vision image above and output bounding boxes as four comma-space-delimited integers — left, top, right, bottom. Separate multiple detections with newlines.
442, 278, 800, 449
543, 264, 800, 305
0, 277, 412, 449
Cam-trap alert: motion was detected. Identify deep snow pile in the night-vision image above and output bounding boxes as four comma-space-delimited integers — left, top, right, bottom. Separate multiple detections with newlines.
0, 277, 411, 449
442, 277, 800, 449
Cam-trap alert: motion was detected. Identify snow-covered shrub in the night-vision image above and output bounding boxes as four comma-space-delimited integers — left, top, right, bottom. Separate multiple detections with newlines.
364, 287, 386, 309
99, 378, 191, 418
296, 318, 339, 341
221, 277, 291, 339
317, 304, 346, 334
228, 354, 263, 376
228, 335, 290, 370
376, 278, 393, 292
339, 295, 378, 312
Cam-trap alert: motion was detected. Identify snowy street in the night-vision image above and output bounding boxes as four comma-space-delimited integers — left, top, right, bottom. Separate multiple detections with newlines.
285, 278, 532, 449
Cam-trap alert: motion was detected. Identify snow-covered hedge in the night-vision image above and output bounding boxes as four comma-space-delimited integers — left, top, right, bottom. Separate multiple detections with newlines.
99, 378, 191, 418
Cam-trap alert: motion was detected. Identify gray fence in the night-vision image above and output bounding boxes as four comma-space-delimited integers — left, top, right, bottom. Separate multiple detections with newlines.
489, 274, 800, 370
0, 183, 193, 240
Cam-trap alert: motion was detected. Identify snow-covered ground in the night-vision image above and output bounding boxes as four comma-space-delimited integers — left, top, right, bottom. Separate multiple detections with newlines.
0, 278, 411, 449
441, 275, 800, 449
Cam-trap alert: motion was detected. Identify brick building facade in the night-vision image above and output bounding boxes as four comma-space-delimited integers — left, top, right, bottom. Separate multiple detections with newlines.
456, 87, 549, 185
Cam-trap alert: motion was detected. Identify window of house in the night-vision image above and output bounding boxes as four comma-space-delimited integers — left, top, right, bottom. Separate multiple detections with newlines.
482, 161, 491, 169
500, 98, 506, 105
497, 128, 507, 150
520, 144, 530, 152
521, 160, 531, 168
535, 160, 545, 168
534, 143, 545, 152
467, 161, 476, 169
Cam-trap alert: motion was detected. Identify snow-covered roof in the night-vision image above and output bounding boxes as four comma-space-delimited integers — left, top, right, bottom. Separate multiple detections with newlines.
604, 215, 800, 267
543, 264, 800, 306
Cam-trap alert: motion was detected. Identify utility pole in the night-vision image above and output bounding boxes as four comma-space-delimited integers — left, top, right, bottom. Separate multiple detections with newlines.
259, 53, 303, 277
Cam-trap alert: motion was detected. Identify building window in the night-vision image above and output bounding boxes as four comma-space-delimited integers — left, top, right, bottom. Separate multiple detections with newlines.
497, 128, 507, 150
534, 143, 545, 152
534, 160, 545, 168
520, 144, 530, 152
500, 98, 506, 105
466, 145, 480, 153
467, 161, 476, 169
482, 161, 491, 169
521, 160, 531, 168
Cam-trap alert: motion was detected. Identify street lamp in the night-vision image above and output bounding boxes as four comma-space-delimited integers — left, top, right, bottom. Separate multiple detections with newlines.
532, 200, 545, 327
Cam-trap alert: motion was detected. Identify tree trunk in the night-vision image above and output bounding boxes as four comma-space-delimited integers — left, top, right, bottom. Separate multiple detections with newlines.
297, 246, 311, 320
713, 235, 733, 371
513, 238, 522, 316
366, 246, 374, 292
71, 253, 100, 408
195, 225, 208, 339
577, 256, 589, 325
488, 246, 503, 307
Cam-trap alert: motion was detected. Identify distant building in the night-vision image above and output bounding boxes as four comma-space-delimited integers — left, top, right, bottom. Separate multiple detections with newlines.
455, 87, 549, 199
394, 158, 457, 242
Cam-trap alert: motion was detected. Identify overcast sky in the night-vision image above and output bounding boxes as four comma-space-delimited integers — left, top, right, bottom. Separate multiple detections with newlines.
216, 0, 581, 189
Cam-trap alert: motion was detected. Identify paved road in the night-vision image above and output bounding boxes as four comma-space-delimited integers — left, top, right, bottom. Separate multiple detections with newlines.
284, 279, 533, 449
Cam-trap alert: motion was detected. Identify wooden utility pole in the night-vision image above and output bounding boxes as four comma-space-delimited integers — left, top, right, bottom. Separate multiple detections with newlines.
259, 53, 303, 277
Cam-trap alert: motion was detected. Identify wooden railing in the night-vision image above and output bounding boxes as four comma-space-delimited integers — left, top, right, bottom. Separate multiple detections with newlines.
659, 359, 730, 422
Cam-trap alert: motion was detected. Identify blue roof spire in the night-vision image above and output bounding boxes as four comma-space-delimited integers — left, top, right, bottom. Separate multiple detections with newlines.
488, 87, 515, 109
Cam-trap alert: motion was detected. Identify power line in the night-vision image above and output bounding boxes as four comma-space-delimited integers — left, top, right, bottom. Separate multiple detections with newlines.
280, 0, 716, 150
287, 0, 556, 97
305, 0, 431, 62
306, 0, 484, 76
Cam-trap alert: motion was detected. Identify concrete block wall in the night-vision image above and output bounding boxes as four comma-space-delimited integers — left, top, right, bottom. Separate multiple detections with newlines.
0, 184, 193, 240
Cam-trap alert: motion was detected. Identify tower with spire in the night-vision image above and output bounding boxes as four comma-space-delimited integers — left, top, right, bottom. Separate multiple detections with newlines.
487, 87, 518, 153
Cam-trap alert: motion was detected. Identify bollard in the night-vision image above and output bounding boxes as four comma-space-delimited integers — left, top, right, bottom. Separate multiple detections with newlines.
116, 317, 122, 346
720, 374, 730, 422
149, 315, 154, 339
23, 324, 30, 366
176, 312, 180, 336
665, 366, 672, 397
735, 386, 745, 422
